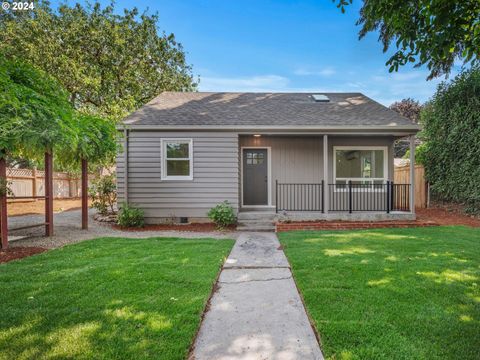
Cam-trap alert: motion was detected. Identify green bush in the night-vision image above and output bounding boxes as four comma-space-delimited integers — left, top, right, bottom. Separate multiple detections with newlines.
403, 142, 428, 165
421, 66, 480, 214
89, 174, 117, 215
208, 201, 236, 229
0, 177, 13, 197
117, 202, 145, 228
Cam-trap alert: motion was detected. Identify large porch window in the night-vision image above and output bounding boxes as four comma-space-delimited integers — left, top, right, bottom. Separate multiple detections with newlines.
333, 146, 387, 188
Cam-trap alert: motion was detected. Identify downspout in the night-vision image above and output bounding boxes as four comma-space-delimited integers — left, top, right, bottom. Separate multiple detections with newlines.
124, 128, 129, 204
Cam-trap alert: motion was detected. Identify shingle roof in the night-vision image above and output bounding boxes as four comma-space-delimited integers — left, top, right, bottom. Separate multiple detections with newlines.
122, 92, 416, 128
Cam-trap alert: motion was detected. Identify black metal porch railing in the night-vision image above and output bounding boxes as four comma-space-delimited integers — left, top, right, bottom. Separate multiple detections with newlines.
275, 180, 410, 213
328, 182, 410, 213
276, 180, 324, 212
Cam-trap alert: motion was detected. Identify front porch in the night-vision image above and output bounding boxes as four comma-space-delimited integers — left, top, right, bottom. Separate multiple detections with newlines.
239, 133, 416, 221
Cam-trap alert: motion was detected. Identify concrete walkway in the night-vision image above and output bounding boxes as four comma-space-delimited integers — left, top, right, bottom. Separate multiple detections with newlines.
193, 232, 324, 360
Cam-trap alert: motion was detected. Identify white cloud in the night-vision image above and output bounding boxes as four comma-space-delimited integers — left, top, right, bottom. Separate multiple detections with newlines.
196, 67, 455, 107
345, 81, 366, 89
294, 67, 336, 77
199, 74, 290, 92
368, 69, 450, 105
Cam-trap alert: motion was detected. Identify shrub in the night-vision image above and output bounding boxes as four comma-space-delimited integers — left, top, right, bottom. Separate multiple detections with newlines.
208, 201, 236, 229
0, 177, 13, 197
89, 174, 117, 215
403, 142, 428, 165
117, 202, 145, 228
421, 66, 480, 214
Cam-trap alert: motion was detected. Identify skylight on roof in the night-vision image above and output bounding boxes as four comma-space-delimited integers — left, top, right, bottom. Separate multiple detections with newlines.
311, 94, 330, 102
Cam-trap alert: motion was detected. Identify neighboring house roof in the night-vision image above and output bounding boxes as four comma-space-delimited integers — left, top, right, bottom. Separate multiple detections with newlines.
122, 92, 420, 132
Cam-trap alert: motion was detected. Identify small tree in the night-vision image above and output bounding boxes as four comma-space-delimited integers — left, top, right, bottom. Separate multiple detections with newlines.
89, 174, 117, 215
389, 98, 422, 124
389, 98, 423, 157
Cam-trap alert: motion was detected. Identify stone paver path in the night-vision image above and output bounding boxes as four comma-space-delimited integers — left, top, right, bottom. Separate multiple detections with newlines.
193, 232, 324, 360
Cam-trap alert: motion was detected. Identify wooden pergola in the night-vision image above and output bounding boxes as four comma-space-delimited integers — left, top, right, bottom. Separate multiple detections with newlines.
0, 154, 90, 249
1, 57, 117, 250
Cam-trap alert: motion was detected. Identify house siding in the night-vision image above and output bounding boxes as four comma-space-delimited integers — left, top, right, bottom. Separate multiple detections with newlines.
117, 132, 398, 221
239, 135, 394, 207
239, 136, 324, 206
117, 131, 239, 223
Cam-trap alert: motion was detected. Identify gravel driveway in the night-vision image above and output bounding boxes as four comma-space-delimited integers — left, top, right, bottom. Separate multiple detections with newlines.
8, 209, 238, 249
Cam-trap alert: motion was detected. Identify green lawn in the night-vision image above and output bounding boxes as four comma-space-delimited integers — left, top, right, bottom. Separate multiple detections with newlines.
0, 237, 233, 360
279, 226, 480, 360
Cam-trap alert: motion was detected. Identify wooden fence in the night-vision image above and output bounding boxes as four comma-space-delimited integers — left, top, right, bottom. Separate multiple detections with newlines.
394, 164, 427, 208
6, 167, 92, 201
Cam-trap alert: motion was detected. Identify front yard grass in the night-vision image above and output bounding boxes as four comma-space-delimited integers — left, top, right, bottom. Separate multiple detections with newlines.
0, 237, 234, 360
279, 226, 480, 360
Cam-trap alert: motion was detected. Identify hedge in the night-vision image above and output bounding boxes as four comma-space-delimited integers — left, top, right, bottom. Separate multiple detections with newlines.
421, 67, 480, 214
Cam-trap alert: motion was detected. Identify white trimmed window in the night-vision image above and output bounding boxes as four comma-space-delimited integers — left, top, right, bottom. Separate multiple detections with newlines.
161, 139, 193, 180
333, 146, 388, 187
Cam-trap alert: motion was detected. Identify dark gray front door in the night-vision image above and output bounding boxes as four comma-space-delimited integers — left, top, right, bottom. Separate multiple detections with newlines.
243, 149, 268, 205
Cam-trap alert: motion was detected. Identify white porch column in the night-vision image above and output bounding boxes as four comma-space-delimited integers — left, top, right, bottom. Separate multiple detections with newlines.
409, 135, 415, 214
323, 135, 329, 214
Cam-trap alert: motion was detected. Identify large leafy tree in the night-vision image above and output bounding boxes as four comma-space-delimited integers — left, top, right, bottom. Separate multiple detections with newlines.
0, 1, 197, 119
335, 0, 480, 79
421, 66, 480, 213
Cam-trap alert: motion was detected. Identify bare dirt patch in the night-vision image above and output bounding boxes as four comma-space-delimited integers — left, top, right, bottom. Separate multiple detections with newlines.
0, 246, 47, 263
7, 199, 90, 216
416, 207, 480, 227
112, 223, 236, 232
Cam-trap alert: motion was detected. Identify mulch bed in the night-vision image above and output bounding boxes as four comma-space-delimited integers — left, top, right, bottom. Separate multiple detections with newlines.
277, 206, 480, 232
416, 207, 480, 227
112, 223, 236, 232
0, 246, 48, 264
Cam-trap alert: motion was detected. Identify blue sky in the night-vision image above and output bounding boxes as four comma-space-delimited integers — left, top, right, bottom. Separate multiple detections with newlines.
55, 0, 462, 106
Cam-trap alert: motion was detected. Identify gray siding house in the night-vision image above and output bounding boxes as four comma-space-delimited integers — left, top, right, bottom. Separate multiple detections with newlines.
117, 92, 420, 224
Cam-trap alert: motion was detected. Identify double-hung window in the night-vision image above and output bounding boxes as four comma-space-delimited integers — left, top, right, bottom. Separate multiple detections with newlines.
334, 146, 387, 190
161, 139, 193, 180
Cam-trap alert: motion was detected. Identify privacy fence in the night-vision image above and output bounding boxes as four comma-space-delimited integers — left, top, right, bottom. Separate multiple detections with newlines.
7, 168, 92, 201
393, 164, 427, 208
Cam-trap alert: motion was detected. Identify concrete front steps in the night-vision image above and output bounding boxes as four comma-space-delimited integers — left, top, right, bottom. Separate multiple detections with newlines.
237, 211, 276, 231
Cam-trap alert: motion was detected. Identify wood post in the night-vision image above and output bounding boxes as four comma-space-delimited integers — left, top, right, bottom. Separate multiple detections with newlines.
32, 167, 37, 200
45, 151, 54, 236
81, 158, 88, 230
409, 135, 416, 214
0, 156, 8, 249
